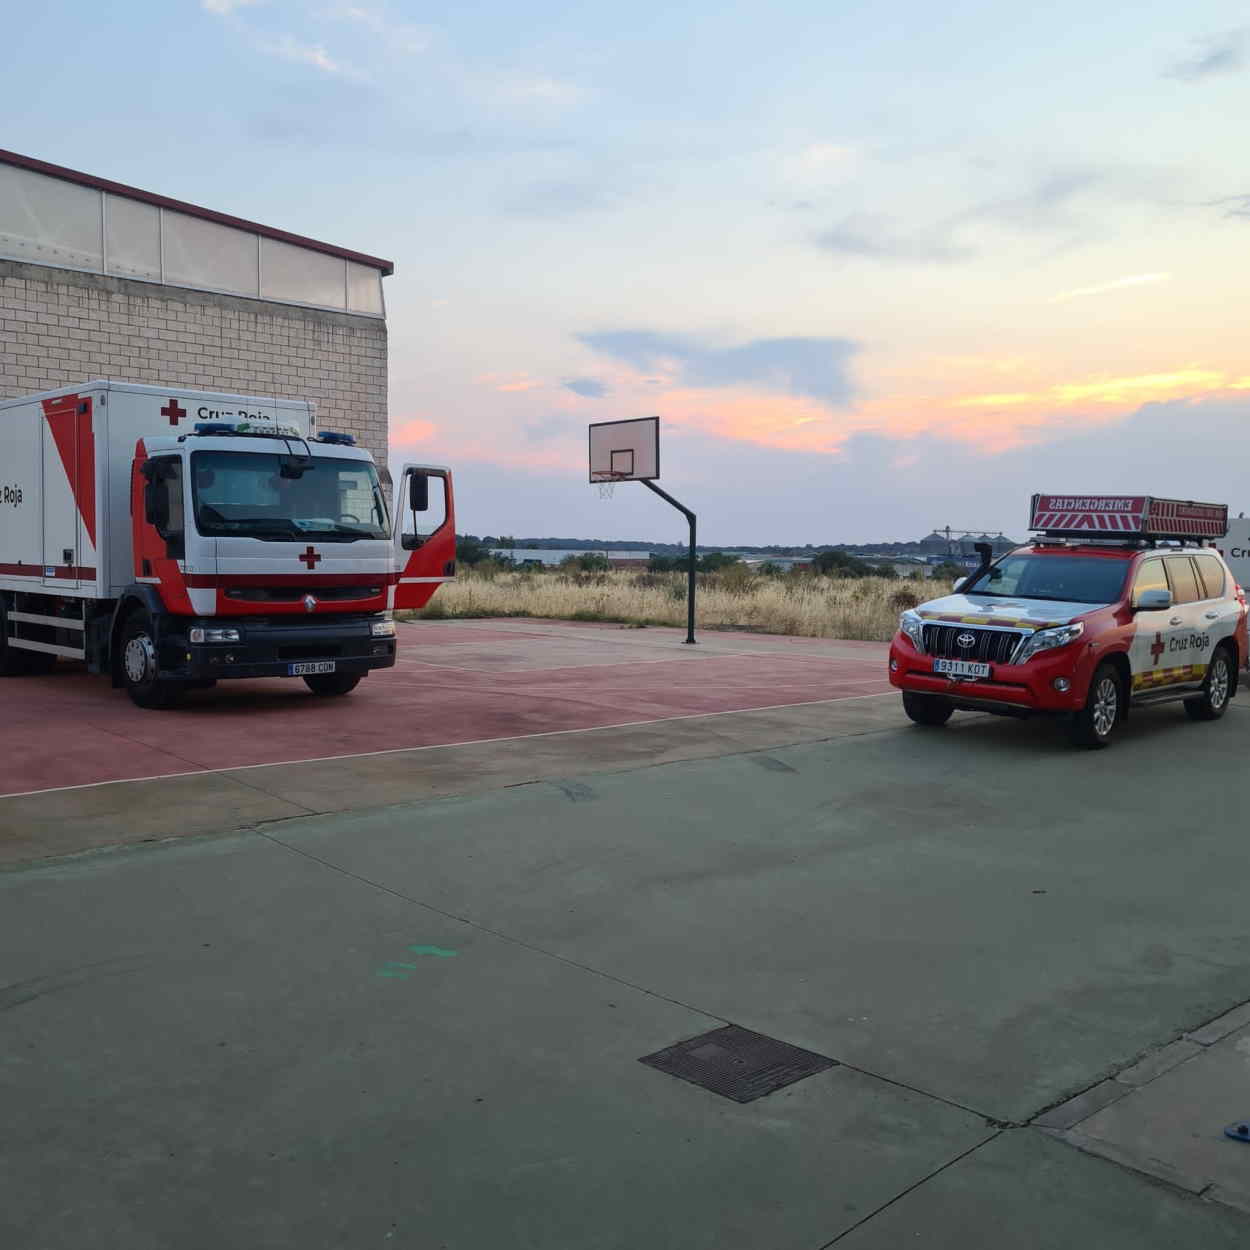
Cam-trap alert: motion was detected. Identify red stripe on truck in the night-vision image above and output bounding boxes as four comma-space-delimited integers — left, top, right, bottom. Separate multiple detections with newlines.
0, 563, 96, 579
40, 394, 97, 548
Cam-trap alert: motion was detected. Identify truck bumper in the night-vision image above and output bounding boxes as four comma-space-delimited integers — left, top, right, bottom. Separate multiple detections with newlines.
888, 635, 1089, 715
157, 616, 397, 681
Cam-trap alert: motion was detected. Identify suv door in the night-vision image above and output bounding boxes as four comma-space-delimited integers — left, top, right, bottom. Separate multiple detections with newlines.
1129, 556, 1184, 693
1159, 555, 1208, 688
1191, 552, 1238, 672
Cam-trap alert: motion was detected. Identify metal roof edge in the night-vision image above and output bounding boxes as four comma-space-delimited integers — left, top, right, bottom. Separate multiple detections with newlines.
0, 148, 394, 276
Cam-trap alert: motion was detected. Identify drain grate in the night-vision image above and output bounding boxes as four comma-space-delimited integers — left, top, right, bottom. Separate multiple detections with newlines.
639, 1025, 837, 1103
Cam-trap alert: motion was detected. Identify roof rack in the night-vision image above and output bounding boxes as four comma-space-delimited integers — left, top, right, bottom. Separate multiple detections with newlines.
1029, 494, 1227, 543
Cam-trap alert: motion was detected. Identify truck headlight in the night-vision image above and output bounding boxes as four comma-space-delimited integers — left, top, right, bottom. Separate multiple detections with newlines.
899, 609, 926, 652
189, 627, 240, 643
1016, 621, 1083, 662
370, 620, 397, 637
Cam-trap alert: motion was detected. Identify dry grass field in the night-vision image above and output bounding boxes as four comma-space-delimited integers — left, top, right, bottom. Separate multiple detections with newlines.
411, 565, 935, 641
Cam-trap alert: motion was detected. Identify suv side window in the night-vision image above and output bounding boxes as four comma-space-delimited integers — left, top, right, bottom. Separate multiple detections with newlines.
1194, 554, 1226, 600
1131, 558, 1167, 605
1164, 556, 1200, 605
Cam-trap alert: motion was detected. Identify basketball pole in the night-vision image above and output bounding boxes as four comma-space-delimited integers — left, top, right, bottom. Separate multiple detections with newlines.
642, 480, 697, 644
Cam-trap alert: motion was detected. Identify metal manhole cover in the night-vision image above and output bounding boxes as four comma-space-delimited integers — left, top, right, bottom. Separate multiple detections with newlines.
639, 1025, 837, 1103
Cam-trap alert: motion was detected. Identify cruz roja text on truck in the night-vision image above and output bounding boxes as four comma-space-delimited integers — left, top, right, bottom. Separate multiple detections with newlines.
0, 381, 454, 708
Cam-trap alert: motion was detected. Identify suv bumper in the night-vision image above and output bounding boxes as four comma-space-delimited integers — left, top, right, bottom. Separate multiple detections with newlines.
157, 616, 397, 681
888, 634, 1090, 714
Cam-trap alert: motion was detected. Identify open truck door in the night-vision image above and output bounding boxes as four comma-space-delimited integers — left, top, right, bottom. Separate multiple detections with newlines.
391, 464, 455, 611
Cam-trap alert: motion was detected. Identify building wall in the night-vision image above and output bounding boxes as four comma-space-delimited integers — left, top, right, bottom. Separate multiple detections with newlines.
0, 259, 387, 470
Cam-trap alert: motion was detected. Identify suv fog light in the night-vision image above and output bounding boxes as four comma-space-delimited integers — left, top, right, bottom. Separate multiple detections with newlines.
1052, 677, 1071, 692
890, 658, 899, 672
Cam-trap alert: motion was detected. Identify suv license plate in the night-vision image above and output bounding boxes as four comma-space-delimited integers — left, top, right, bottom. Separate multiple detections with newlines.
289, 661, 336, 676
934, 658, 990, 679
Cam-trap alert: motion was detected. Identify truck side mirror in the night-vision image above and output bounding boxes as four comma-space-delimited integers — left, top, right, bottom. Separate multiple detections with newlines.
144, 480, 169, 532
409, 471, 430, 513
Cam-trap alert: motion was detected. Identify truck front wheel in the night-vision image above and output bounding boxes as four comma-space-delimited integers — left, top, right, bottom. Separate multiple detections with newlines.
303, 672, 362, 697
121, 613, 185, 709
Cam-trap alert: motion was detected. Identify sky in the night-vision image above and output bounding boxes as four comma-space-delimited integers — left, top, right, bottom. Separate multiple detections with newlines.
5, 0, 1250, 543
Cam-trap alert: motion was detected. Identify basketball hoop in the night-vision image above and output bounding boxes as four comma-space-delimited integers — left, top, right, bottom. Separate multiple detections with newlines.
594, 471, 628, 500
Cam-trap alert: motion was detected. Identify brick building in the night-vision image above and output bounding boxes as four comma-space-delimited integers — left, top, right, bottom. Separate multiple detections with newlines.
0, 149, 391, 471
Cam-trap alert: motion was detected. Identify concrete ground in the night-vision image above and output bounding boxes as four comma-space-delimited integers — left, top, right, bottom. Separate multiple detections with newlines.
4, 620, 1250, 1247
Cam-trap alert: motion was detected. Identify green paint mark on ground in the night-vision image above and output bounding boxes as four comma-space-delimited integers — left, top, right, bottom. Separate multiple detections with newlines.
408, 945, 457, 958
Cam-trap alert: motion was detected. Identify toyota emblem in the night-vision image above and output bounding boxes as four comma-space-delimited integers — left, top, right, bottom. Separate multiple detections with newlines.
956, 631, 976, 649
303, 594, 317, 614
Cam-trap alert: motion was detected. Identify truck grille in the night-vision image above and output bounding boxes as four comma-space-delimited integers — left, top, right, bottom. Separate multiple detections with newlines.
922, 624, 1023, 664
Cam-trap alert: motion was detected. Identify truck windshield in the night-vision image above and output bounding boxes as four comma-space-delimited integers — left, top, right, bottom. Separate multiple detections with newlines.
962, 554, 1130, 604
190, 451, 389, 541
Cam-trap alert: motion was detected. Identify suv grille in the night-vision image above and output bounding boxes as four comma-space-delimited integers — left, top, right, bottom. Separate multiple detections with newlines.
923, 624, 1023, 664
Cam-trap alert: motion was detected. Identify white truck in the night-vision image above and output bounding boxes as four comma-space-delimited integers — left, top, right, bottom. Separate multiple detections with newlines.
0, 380, 455, 707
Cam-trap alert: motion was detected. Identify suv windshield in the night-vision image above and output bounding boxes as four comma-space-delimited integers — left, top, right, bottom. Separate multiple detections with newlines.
961, 553, 1130, 604
191, 451, 389, 541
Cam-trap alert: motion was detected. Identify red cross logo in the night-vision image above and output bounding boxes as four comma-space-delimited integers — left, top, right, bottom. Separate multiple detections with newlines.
299, 546, 322, 570
161, 398, 187, 426
1150, 632, 1165, 666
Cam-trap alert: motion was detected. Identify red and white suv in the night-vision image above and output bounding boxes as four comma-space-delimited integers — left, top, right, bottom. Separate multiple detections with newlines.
889, 497, 1248, 747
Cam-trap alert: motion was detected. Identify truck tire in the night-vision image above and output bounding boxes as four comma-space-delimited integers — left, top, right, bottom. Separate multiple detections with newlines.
303, 672, 362, 696
1066, 661, 1121, 749
120, 612, 185, 709
902, 691, 953, 726
1185, 645, 1234, 722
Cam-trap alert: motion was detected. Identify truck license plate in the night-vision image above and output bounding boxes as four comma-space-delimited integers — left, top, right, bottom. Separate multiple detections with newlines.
289, 661, 336, 676
933, 658, 990, 679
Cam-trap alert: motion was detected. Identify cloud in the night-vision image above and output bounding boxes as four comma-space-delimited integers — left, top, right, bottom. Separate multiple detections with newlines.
955, 368, 1227, 410
391, 417, 437, 444
1049, 272, 1171, 303
815, 214, 973, 262
265, 33, 356, 76
414, 393, 1250, 545
578, 331, 859, 407
202, 0, 257, 13
504, 180, 624, 219
1204, 194, 1250, 219
1167, 29, 1246, 80
476, 373, 543, 393
815, 170, 1109, 263
564, 377, 610, 399
509, 76, 585, 105
322, 4, 430, 54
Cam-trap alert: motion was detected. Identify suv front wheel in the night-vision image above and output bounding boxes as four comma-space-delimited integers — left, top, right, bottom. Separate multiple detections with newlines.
1067, 662, 1122, 749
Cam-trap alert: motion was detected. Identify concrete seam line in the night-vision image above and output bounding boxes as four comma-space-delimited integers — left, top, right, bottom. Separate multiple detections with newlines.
0, 692, 896, 800
817, 1129, 1004, 1247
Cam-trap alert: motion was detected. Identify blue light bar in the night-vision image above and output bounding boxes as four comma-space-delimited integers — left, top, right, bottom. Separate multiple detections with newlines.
317, 431, 356, 446
194, 422, 237, 435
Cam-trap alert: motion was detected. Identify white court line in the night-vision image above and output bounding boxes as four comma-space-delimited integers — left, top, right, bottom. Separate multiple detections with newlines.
0, 691, 897, 801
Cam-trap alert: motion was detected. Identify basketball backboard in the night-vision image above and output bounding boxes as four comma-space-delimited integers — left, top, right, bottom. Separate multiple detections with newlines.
588, 416, 659, 482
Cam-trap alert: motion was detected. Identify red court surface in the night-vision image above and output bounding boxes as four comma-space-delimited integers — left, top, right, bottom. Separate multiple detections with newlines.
1, 619, 892, 797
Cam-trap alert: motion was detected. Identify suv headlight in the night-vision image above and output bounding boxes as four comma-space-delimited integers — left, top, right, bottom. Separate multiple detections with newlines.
370, 619, 397, 638
899, 609, 926, 651
1016, 621, 1083, 663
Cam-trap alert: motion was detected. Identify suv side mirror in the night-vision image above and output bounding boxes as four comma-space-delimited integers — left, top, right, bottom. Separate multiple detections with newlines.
1135, 587, 1172, 612
408, 471, 430, 513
